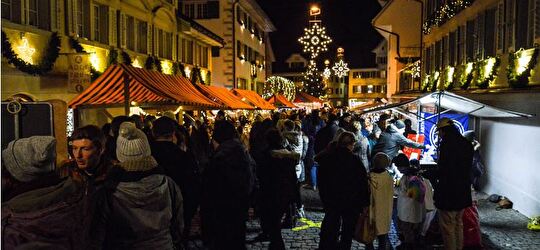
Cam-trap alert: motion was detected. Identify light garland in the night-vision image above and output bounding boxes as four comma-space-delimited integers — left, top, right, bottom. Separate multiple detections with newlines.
332, 59, 350, 78
423, 0, 475, 34
507, 47, 539, 88
16, 37, 36, 64
262, 76, 296, 101
298, 23, 332, 58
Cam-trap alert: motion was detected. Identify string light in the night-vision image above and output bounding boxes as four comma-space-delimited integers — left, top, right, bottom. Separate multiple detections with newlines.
298, 23, 332, 58
263, 76, 296, 101
332, 59, 349, 78
322, 67, 332, 79
16, 36, 35, 64
185, 67, 191, 78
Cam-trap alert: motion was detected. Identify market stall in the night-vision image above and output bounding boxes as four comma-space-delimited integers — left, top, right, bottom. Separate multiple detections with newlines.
68, 64, 221, 126
231, 88, 276, 110
195, 84, 255, 110
293, 92, 324, 110
267, 93, 297, 109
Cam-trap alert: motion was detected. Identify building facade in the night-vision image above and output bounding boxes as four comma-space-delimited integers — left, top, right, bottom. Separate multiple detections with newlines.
373, 0, 540, 217
1, 0, 224, 103
272, 53, 307, 90
348, 40, 388, 107
179, 0, 276, 93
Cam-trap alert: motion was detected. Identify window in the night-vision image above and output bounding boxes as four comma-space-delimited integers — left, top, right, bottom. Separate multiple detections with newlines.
449, 31, 456, 66
457, 25, 465, 64
238, 78, 247, 89
485, 8, 497, 57
2, 0, 11, 20
27, 0, 38, 26
164, 32, 172, 59
137, 21, 147, 54
466, 20, 475, 62
516, 0, 530, 49
505, 0, 516, 51
93, 5, 100, 42
202, 46, 208, 67
212, 46, 220, 57
237, 41, 242, 58
126, 16, 135, 50
186, 40, 193, 64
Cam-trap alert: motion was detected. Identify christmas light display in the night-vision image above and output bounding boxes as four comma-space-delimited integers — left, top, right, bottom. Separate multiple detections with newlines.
298, 23, 332, 58
262, 76, 296, 101
322, 67, 332, 79
332, 59, 349, 78
423, 0, 474, 34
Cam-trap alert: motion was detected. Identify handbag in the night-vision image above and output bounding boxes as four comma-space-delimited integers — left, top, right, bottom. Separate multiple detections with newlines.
354, 175, 376, 244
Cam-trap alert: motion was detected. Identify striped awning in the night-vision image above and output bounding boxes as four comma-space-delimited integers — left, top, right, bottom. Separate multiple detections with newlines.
267, 94, 297, 109
231, 89, 276, 110
294, 92, 323, 103
68, 64, 220, 109
196, 84, 255, 110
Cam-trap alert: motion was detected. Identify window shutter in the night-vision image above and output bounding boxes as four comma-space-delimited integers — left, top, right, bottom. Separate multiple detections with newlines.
110, 9, 117, 46
506, 0, 516, 52
535, 0, 540, 40
485, 8, 496, 57
449, 31, 456, 66
120, 13, 126, 48
147, 24, 152, 54
466, 20, 475, 62
99, 5, 108, 45
38, 0, 51, 30
83, 0, 91, 39
11, 0, 22, 24
497, 0, 505, 53
515, 0, 530, 49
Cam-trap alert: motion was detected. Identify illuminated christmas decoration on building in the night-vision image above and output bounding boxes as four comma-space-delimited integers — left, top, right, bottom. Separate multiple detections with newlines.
185, 67, 191, 78
16, 37, 35, 64
412, 60, 421, 79
298, 23, 332, 58
332, 59, 350, 78
322, 67, 332, 79
263, 76, 296, 101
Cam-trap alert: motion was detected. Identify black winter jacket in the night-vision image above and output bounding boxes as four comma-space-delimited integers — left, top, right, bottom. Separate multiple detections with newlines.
372, 125, 424, 160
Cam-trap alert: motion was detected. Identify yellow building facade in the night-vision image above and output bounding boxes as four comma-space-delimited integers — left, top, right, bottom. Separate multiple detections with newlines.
179, 0, 275, 93
1, 0, 224, 103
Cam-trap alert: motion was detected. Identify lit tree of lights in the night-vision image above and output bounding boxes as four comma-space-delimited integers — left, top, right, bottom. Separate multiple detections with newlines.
303, 61, 325, 97
332, 59, 350, 78
298, 23, 332, 59
262, 76, 296, 101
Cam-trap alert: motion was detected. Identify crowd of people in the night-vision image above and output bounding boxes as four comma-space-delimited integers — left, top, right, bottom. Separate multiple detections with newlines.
1, 108, 476, 250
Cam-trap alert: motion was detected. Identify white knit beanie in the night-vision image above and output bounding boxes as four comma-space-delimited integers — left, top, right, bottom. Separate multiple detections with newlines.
116, 122, 157, 171
2, 136, 56, 182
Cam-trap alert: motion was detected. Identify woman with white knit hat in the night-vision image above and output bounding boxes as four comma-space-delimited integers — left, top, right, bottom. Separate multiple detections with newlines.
89, 122, 184, 249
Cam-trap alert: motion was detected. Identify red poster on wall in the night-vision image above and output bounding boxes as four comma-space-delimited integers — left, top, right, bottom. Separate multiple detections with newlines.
403, 134, 425, 160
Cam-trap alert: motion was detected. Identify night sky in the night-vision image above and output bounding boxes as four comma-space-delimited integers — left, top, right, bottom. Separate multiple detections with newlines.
257, 0, 384, 70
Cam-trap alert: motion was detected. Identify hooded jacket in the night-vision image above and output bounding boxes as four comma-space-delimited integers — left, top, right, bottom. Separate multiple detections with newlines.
282, 130, 305, 178
89, 169, 183, 250
2, 177, 88, 249
372, 124, 424, 160
257, 147, 300, 209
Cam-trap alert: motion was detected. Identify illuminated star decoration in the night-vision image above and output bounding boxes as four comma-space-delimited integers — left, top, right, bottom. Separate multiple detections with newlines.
298, 23, 332, 58
17, 37, 36, 64
304, 60, 318, 77
332, 60, 350, 78
322, 67, 332, 79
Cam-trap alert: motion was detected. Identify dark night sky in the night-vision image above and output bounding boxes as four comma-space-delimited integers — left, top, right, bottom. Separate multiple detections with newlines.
257, 0, 384, 70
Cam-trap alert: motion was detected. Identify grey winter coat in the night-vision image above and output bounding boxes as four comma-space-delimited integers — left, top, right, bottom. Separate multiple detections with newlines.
372, 124, 424, 160
282, 130, 305, 179
353, 132, 371, 170
90, 170, 183, 250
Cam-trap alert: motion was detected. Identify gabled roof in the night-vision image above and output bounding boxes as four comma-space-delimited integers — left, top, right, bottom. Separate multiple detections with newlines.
267, 94, 297, 109
294, 92, 323, 103
231, 89, 276, 110
196, 84, 255, 110
68, 64, 220, 109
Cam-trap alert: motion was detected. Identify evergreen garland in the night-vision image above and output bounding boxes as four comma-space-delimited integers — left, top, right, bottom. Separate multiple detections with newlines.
108, 48, 118, 65
172, 62, 179, 75
121, 51, 132, 65
421, 74, 431, 92
507, 48, 539, 88
263, 76, 297, 100
1, 31, 61, 75
430, 71, 440, 91
68, 36, 101, 80
190, 67, 204, 84
144, 56, 162, 72
476, 57, 500, 89
459, 63, 475, 90
206, 71, 212, 85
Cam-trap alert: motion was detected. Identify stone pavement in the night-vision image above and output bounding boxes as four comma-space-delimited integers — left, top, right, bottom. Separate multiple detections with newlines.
185, 189, 539, 250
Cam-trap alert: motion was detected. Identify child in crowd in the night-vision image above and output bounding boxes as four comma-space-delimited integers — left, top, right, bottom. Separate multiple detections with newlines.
395, 158, 429, 250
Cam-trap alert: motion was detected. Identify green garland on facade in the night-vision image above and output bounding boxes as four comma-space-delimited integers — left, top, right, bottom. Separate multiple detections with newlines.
1, 31, 61, 75
421, 74, 431, 92
68, 36, 101, 80
206, 71, 211, 85
121, 51, 132, 65
460, 63, 475, 90
430, 71, 440, 91
108, 48, 118, 65
475, 57, 500, 89
144, 56, 162, 72
190, 67, 204, 84
263, 76, 296, 100
507, 48, 540, 88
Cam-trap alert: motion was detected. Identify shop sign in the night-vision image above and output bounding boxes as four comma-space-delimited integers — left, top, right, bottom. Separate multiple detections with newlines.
68, 53, 91, 93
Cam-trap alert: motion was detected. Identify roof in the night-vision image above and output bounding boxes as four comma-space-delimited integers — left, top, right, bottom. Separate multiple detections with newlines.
362, 91, 534, 118
294, 92, 323, 103
231, 89, 276, 110
267, 94, 297, 109
68, 64, 220, 109
196, 84, 255, 110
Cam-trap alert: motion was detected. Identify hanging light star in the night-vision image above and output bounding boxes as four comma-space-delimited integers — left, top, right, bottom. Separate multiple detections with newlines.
332, 60, 349, 78
16, 37, 36, 64
322, 67, 331, 79
298, 23, 332, 58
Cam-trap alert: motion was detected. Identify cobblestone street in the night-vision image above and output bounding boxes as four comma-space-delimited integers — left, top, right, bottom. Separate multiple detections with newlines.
185, 190, 539, 250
